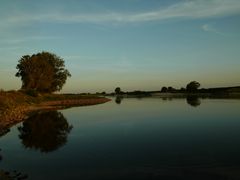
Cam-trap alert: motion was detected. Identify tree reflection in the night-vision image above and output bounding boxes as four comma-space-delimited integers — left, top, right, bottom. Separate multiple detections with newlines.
0, 170, 28, 180
186, 96, 201, 107
115, 96, 123, 104
0, 148, 28, 179
0, 128, 10, 138
18, 111, 72, 153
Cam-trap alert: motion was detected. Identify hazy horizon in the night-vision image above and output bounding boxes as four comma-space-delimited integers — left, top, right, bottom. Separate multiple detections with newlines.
0, 0, 240, 93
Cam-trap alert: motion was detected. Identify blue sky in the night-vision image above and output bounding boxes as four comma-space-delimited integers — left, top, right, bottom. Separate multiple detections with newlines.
0, 0, 240, 93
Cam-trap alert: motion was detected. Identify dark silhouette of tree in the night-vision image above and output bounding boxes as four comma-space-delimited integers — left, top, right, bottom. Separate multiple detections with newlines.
180, 87, 186, 92
186, 96, 201, 107
18, 111, 72, 153
0, 149, 28, 179
167, 86, 176, 92
186, 81, 200, 92
0, 128, 10, 138
115, 96, 123, 104
161, 87, 168, 93
16, 52, 71, 93
115, 87, 121, 95
0, 170, 28, 180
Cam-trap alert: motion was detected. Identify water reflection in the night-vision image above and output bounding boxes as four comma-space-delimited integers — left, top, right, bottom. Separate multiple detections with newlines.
186, 96, 201, 107
1, 98, 240, 179
0, 170, 28, 180
18, 111, 72, 153
0, 148, 28, 179
0, 128, 10, 138
0, 148, 2, 161
115, 96, 123, 104
115, 96, 202, 107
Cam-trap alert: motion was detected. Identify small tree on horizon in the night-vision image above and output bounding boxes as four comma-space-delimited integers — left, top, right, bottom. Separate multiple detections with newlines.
115, 87, 121, 95
161, 87, 167, 93
16, 52, 71, 93
186, 81, 200, 92
167, 86, 175, 92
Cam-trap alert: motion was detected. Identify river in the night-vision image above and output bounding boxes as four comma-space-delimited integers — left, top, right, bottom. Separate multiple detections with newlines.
0, 97, 240, 179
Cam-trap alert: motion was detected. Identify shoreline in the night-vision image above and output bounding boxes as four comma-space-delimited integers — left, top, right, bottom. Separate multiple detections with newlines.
106, 92, 240, 99
0, 97, 111, 136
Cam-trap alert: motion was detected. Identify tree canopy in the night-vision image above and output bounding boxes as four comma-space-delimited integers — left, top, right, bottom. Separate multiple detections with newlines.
16, 52, 71, 93
161, 87, 167, 92
186, 81, 200, 92
115, 87, 121, 95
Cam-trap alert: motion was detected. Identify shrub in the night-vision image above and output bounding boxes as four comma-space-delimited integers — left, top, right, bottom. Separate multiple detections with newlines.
25, 89, 39, 97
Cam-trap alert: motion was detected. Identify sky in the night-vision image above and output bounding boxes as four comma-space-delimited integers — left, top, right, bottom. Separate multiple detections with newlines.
0, 0, 240, 93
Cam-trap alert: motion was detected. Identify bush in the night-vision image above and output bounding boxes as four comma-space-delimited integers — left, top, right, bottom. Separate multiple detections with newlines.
186, 81, 201, 92
25, 89, 39, 97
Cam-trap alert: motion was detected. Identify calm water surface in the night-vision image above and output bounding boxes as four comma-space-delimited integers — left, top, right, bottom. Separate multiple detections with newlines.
1, 98, 240, 179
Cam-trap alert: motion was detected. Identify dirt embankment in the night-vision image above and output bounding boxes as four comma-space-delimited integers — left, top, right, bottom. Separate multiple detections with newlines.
0, 105, 29, 136
28, 98, 111, 111
0, 92, 110, 136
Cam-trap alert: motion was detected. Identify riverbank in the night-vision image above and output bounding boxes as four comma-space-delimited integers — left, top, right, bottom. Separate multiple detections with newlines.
108, 92, 240, 99
106, 85, 240, 98
0, 91, 110, 136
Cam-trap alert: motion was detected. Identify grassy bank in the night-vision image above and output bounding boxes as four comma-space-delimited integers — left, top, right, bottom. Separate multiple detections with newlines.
0, 90, 111, 135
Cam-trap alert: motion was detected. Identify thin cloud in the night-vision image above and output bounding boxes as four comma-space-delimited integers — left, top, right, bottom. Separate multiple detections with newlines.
1, 36, 61, 45
0, 46, 23, 51
64, 54, 136, 72
201, 24, 224, 35
3, 0, 240, 25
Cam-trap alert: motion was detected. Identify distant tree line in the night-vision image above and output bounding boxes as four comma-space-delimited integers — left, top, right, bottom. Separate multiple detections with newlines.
113, 81, 202, 96
161, 81, 201, 93
12, 51, 240, 97
112, 81, 240, 97
114, 87, 151, 97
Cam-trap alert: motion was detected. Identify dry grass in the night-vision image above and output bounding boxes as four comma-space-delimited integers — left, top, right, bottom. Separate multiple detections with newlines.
0, 90, 106, 110
0, 90, 110, 133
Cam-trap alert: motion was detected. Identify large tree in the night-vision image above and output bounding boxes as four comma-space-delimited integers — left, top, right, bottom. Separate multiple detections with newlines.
16, 52, 71, 93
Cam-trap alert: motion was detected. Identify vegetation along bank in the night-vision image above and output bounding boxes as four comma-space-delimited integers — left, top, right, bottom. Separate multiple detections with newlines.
0, 90, 110, 136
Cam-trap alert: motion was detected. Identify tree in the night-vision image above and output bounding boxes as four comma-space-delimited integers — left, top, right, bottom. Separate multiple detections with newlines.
115, 87, 121, 95
16, 51, 71, 93
161, 87, 167, 93
180, 87, 186, 92
167, 86, 175, 92
186, 81, 200, 92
